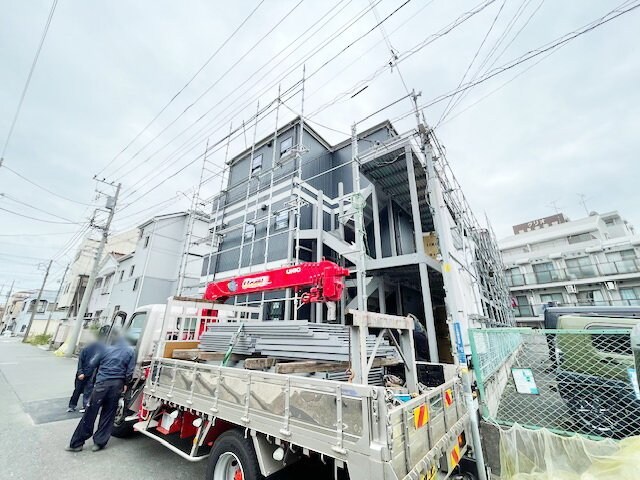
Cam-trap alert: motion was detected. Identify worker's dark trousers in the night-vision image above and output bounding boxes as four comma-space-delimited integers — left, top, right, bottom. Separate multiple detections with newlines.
68, 376, 93, 409
69, 379, 123, 448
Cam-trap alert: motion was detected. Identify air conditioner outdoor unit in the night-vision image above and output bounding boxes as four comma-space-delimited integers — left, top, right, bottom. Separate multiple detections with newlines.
605, 281, 617, 291
565, 285, 577, 294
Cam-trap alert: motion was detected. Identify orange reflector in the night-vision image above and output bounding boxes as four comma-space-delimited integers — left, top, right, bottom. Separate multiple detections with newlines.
451, 444, 461, 466
444, 388, 454, 407
458, 431, 466, 448
413, 404, 429, 429
420, 464, 437, 480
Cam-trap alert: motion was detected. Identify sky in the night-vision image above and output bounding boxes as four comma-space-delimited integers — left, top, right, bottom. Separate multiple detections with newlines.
0, 0, 639, 291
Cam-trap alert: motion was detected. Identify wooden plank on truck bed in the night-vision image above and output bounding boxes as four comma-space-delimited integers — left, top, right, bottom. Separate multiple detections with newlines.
274, 357, 399, 374
244, 357, 277, 370
164, 341, 199, 359
172, 349, 244, 363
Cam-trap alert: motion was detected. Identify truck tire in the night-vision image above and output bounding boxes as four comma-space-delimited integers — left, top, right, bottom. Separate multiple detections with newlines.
205, 430, 263, 480
111, 419, 136, 438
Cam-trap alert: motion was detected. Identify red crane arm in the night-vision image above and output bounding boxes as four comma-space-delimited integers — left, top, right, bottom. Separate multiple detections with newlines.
203, 260, 350, 304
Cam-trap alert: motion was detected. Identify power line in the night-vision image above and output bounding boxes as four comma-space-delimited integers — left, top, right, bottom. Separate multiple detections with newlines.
1, 0, 58, 159
109, 0, 306, 182
95, 0, 267, 178
117, 0, 412, 208
436, 0, 506, 126
390, 0, 640, 125
0, 163, 95, 206
0, 206, 84, 225
0, 193, 79, 223
112, 0, 375, 195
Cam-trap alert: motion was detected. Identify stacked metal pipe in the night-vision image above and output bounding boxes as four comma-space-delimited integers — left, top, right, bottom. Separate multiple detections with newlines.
198, 321, 398, 362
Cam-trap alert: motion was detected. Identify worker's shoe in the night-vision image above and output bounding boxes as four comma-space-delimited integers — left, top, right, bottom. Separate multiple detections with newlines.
78, 408, 86, 413
66, 407, 76, 412
65, 446, 82, 452
91, 445, 105, 452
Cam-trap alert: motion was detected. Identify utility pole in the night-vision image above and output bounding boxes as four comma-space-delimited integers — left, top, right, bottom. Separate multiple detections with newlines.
64, 182, 121, 357
43, 263, 68, 336
22, 260, 52, 342
1, 279, 14, 330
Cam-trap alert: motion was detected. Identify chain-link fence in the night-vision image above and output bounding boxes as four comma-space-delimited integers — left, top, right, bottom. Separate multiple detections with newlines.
469, 327, 640, 439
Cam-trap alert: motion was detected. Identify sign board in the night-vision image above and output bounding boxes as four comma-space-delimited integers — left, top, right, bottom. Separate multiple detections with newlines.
453, 322, 466, 364
512, 368, 539, 394
512, 213, 568, 235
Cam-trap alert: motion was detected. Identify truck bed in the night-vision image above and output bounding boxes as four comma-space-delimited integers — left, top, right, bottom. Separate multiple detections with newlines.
139, 358, 469, 480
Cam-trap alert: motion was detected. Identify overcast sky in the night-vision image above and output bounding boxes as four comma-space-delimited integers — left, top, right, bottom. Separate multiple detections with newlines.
1, 0, 638, 291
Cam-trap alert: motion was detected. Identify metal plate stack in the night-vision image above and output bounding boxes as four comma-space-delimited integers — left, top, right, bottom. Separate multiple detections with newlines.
198, 321, 399, 362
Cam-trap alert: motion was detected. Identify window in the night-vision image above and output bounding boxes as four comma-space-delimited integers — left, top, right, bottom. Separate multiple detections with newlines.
577, 289, 605, 306
567, 233, 595, 244
95, 278, 103, 290
606, 249, 638, 274
540, 292, 564, 306
132, 278, 139, 291
565, 256, 595, 279
589, 328, 633, 355
513, 295, 533, 317
506, 267, 525, 287
144, 236, 150, 248
532, 262, 559, 283
620, 287, 640, 306
119, 271, 124, 282
251, 153, 263, 173
280, 137, 293, 156
130, 265, 135, 277
124, 312, 148, 346
274, 210, 288, 231
103, 273, 113, 290
243, 223, 255, 241
64, 283, 70, 294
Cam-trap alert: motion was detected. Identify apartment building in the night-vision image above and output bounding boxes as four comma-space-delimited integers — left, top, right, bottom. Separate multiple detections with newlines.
499, 211, 640, 323
201, 117, 511, 362
58, 229, 138, 319
106, 211, 209, 319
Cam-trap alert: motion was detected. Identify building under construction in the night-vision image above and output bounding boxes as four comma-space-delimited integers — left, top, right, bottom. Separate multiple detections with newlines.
200, 112, 512, 362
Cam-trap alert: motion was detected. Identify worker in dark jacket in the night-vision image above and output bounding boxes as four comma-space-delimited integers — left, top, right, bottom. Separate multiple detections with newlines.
67, 334, 105, 413
66, 336, 135, 452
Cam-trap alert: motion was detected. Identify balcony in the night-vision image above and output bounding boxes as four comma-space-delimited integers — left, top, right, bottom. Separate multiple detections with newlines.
506, 258, 640, 287
513, 299, 640, 318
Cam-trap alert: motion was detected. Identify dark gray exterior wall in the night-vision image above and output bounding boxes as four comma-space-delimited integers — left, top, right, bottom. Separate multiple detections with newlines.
204, 121, 397, 277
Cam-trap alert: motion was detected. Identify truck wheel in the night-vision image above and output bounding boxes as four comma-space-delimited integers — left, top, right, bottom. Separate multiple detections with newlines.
111, 419, 136, 438
206, 430, 263, 480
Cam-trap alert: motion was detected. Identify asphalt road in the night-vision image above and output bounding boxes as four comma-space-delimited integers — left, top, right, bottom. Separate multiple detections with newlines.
0, 338, 333, 480
0, 338, 210, 479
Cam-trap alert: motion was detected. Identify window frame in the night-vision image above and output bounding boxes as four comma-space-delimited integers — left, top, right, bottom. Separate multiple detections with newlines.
274, 210, 288, 231
251, 153, 263, 173
280, 137, 293, 156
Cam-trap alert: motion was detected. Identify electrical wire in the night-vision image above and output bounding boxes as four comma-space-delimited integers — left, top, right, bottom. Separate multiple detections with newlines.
0, 193, 79, 223
96, 0, 267, 179
110, 0, 306, 181
1, 164, 95, 207
436, 0, 506, 126
112, 0, 360, 191
1, 0, 58, 159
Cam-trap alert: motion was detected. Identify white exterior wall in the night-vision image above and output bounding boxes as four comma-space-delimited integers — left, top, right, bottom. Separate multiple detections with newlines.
106, 212, 208, 318
499, 211, 640, 322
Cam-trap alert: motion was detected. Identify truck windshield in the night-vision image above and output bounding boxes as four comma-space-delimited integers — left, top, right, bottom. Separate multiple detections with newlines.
124, 312, 148, 346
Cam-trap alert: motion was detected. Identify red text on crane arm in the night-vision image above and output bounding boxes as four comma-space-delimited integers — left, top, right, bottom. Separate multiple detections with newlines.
204, 260, 350, 304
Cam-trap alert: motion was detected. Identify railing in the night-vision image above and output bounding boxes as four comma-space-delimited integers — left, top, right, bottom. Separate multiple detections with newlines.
506, 258, 640, 287
513, 300, 640, 318
469, 328, 640, 440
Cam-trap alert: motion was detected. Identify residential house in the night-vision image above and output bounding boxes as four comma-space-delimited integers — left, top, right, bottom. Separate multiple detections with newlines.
106, 211, 208, 319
